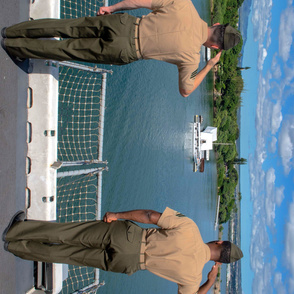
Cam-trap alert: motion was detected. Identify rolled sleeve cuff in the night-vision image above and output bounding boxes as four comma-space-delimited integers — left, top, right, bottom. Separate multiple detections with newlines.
157, 207, 177, 228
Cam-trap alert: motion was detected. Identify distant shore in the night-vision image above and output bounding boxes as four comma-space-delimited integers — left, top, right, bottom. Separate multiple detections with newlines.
212, 226, 223, 294
210, 0, 214, 24
209, 0, 223, 292
212, 69, 222, 293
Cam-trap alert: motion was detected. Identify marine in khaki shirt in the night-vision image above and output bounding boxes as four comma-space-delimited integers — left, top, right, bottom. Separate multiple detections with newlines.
145, 207, 212, 293
98, 0, 241, 97
2, 0, 240, 97
104, 207, 243, 294
139, 0, 208, 92
3, 208, 243, 294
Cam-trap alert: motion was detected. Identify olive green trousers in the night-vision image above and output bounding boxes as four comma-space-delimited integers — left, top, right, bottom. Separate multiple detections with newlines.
6, 220, 144, 275
4, 13, 139, 65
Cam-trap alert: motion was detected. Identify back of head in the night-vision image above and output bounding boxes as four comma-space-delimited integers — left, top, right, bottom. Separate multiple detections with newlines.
219, 241, 243, 263
211, 24, 241, 50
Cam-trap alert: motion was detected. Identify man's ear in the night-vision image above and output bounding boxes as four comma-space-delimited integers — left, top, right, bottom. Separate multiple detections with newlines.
210, 44, 220, 49
216, 241, 223, 245
212, 22, 220, 26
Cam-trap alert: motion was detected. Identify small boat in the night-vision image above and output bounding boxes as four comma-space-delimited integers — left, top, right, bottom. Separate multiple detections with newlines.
205, 47, 211, 61
192, 115, 217, 172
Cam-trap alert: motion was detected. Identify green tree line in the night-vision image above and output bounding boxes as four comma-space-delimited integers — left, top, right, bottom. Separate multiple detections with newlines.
211, 0, 246, 224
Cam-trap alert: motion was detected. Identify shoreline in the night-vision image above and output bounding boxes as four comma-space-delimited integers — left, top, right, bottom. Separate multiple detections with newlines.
210, 1, 223, 293
212, 227, 223, 294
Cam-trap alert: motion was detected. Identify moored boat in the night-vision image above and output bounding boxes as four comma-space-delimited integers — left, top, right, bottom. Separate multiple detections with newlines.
192, 115, 217, 173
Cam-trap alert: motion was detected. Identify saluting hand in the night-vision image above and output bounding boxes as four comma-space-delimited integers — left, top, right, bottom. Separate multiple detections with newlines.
207, 262, 220, 282
97, 7, 112, 15
103, 212, 118, 223
207, 50, 222, 67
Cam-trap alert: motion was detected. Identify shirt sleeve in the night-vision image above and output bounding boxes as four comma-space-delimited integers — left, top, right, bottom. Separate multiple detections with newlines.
157, 207, 195, 229
178, 283, 199, 294
151, 0, 172, 9
178, 61, 200, 91
151, 0, 188, 10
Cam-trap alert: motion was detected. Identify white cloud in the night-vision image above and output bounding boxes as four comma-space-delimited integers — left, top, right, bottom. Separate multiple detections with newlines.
284, 62, 294, 85
269, 62, 294, 103
279, 6, 294, 62
271, 53, 282, 80
265, 167, 275, 190
248, 2, 294, 293
275, 186, 285, 207
268, 136, 277, 153
253, 73, 283, 164
270, 81, 283, 101
251, 0, 273, 70
248, 163, 281, 293
267, 58, 294, 104
264, 168, 285, 229
251, 252, 277, 293
248, 108, 286, 293
289, 278, 294, 294
271, 102, 283, 134
278, 115, 294, 175
274, 272, 287, 294
266, 27, 272, 48
252, 0, 273, 43
284, 195, 294, 292
249, 156, 265, 201
258, 46, 268, 71
284, 196, 294, 273
254, 76, 271, 164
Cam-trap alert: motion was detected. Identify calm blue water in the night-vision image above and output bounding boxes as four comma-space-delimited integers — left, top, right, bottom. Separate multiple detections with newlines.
99, 1, 218, 293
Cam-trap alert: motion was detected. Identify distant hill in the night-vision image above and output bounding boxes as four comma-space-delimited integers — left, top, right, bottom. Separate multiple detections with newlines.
227, 196, 242, 294
239, 0, 253, 63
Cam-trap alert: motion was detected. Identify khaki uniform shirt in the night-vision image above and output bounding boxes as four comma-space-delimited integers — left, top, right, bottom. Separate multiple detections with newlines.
139, 0, 208, 91
145, 207, 211, 294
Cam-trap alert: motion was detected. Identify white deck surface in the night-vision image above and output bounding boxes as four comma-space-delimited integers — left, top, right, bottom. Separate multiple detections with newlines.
0, 1, 33, 293
0, 0, 64, 292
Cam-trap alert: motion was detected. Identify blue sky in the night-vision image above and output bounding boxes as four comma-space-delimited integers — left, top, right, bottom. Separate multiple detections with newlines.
240, 0, 294, 293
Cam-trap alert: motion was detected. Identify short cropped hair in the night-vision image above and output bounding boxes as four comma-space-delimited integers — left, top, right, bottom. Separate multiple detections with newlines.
210, 24, 226, 50
219, 241, 231, 263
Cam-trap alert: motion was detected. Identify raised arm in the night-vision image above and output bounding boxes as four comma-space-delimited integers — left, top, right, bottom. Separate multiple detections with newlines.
179, 51, 222, 97
97, 0, 152, 15
103, 209, 161, 225
197, 263, 220, 294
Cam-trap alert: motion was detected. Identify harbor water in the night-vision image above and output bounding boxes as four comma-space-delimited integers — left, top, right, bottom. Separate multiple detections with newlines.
98, 1, 219, 292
